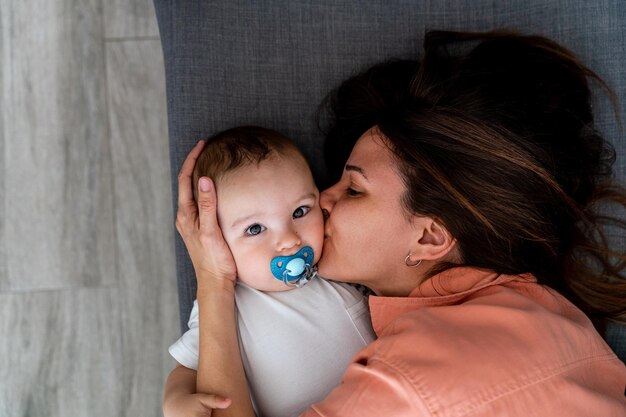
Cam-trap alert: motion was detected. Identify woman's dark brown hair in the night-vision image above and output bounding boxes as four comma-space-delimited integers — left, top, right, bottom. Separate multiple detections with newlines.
322, 30, 626, 326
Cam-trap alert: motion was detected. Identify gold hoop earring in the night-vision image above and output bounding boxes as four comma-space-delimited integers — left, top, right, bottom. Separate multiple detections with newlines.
404, 254, 422, 268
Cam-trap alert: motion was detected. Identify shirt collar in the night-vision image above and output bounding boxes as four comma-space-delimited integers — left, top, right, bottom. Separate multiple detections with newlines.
368, 267, 536, 336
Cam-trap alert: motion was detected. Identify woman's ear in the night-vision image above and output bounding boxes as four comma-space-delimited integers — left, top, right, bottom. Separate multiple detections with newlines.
408, 217, 457, 262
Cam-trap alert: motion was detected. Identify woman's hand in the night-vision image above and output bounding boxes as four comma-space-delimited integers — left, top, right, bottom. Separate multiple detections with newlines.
175, 140, 237, 289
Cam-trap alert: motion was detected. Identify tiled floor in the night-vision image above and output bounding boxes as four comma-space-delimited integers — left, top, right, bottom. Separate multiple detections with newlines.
1, 1, 179, 416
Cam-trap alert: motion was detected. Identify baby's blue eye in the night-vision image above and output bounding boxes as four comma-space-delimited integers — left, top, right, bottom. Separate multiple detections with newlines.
293, 206, 310, 219
245, 224, 266, 236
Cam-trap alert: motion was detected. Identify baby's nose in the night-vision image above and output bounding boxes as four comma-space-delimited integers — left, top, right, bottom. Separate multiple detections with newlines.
277, 228, 301, 252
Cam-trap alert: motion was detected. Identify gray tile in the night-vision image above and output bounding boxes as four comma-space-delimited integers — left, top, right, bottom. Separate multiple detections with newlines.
1, 0, 116, 291
104, 0, 160, 39
1, 2, 179, 416
106, 38, 180, 415
0, 288, 123, 417
106, 40, 173, 286
0, 286, 176, 417
0, 2, 6, 291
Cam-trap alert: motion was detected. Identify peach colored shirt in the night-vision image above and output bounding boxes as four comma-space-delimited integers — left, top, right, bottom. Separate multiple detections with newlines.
302, 267, 626, 417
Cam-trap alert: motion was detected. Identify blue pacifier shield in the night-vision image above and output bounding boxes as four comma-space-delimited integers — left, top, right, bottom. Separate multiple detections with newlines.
270, 246, 314, 282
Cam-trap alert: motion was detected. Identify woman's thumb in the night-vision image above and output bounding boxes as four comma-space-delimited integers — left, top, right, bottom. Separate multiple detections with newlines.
199, 177, 212, 193
197, 177, 218, 231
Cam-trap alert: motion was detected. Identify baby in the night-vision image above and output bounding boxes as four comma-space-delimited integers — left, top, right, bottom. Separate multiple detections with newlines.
165, 126, 375, 417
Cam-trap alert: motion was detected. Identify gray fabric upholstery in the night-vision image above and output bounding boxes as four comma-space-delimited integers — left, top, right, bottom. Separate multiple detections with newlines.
606, 320, 626, 364
154, 1, 625, 361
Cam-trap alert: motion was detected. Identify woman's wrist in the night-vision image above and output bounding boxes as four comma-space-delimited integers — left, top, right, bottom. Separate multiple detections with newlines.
194, 268, 236, 294
196, 275, 236, 297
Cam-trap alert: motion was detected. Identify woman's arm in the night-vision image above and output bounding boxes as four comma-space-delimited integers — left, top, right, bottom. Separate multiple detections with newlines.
196, 280, 254, 417
176, 140, 255, 417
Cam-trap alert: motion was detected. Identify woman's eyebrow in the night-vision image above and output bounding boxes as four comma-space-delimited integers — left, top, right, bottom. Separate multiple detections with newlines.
345, 164, 368, 180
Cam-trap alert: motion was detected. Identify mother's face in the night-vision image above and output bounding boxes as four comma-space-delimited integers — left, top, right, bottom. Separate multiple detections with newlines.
318, 129, 421, 295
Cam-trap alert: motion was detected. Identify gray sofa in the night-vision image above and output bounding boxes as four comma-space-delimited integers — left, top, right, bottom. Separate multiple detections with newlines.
154, 0, 626, 362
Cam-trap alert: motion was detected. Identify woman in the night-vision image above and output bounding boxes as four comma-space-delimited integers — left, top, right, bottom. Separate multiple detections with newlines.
176, 31, 626, 416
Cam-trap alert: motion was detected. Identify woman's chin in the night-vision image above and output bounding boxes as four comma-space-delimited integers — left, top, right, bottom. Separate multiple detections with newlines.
316, 257, 334, 279
317, 259, 350, 283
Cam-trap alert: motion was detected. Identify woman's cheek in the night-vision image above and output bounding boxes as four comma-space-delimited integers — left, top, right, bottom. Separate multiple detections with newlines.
318, 203, 355, 276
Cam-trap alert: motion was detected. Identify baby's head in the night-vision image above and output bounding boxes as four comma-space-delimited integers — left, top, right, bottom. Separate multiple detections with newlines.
193, 126, 324, 292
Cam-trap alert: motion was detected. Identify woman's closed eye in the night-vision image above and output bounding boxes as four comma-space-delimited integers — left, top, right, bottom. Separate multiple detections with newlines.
347, 186, 361, 197
293, 206, 310, 219
245, 223, 266, 236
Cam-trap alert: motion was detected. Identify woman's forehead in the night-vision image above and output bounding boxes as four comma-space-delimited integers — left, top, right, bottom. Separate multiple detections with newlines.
347, 129, 394, 172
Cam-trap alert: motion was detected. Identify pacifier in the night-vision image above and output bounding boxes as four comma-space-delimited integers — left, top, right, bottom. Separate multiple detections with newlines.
270, 246, 316, 288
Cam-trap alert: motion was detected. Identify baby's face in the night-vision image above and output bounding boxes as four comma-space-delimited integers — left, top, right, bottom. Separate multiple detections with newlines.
216, 153, 324, 292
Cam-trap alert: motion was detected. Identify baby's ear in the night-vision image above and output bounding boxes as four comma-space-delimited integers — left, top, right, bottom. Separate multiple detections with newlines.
409, 216, 457, 262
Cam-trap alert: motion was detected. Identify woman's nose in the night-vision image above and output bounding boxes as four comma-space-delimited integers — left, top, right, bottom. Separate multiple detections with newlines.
320, 185, 338, 217
277, 228, 301, 252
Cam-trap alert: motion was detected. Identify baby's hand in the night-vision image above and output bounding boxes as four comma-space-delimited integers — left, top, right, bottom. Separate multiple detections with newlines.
163, 364, 231, 417
176, 140, 238, 289
163, 392, 231, 417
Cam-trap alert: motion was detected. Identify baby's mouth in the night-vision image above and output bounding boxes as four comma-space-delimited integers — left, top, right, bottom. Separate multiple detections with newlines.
270, 246, 315, 287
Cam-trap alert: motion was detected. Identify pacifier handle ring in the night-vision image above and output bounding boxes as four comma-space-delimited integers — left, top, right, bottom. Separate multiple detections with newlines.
281, 263, 313, 287
296, 264, 311, 288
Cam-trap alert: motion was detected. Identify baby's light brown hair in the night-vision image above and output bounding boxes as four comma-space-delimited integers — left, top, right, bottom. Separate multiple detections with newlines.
192, 126, 306, 202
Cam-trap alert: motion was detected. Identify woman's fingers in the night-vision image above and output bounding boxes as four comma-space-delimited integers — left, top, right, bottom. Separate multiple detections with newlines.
177, 139, 206, 214
174, 141, 238, 284
195, 176, 238, 283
